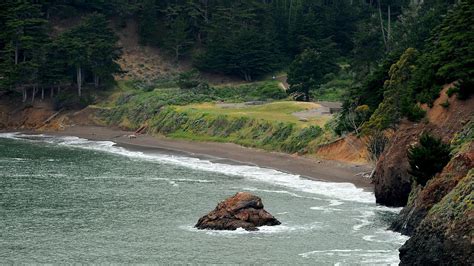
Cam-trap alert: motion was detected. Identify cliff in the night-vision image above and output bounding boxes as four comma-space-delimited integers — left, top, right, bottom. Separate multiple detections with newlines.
374, 85, 473, 207
372, 86, 473, 264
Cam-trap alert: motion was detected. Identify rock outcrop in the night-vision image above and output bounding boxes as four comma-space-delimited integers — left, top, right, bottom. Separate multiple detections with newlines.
399, 168, 473, 265
373, 85, 473, 207
195, 192, 281, 231
371, 87, 473, 263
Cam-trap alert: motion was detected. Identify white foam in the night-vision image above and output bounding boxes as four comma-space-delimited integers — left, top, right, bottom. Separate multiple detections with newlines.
310, 206, 343, 212
242, 187, 323, 200
363, 229, 410, 245
0, 133, 375, 203
353, 210, 375, 231
181, 222, 322, 236
299, 249, 400, 265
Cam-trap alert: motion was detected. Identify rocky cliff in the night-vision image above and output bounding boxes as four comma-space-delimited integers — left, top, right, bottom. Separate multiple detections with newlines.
372, 86, 473, 264
374, 85, 473, 207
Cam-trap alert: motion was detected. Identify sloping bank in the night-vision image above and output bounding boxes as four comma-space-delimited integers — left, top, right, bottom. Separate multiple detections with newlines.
103, 105, 324, 155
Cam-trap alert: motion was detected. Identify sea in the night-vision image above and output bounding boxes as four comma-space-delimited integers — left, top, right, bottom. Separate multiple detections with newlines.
0, 132, 408, 264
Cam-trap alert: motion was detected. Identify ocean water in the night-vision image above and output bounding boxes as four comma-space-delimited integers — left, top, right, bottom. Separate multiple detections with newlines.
0, 133, 408, 264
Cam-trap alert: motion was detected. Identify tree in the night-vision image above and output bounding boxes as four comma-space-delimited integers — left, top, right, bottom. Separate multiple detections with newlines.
287, 40, 339, 101
0, 2, 49, 101
196, 1, 280, 81
362, 48, 420, 132
163, 10, 193, 62
56, 13, 121, 96
407, 133, 451, 186
82, 13, 122, 88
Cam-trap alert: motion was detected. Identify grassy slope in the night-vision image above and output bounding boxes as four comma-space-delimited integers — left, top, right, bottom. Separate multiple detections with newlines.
98, 80, 335, 154
174, 101, 330, 127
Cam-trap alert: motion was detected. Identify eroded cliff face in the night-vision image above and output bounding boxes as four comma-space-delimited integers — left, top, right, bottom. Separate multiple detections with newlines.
373, 86, 473, 207
0, 98, 103, 131
399, 167, 473, 265
372, 86, 473, 263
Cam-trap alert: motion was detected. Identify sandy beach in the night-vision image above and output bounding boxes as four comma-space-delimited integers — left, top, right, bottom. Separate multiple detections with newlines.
26, 125, 374, 190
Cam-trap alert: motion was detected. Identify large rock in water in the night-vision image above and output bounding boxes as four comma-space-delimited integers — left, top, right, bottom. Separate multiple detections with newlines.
195, 192, 281, 231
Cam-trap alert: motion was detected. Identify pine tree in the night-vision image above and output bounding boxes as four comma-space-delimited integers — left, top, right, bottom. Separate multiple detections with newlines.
0, 2, 48, 97
407, 133, 451, 186
287, 39, 339, 101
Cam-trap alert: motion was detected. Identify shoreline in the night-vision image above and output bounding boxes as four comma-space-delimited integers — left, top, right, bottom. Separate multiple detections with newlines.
9, 125, 374, 190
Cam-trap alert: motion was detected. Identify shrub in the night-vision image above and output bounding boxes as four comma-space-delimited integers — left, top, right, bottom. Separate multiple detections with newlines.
53, 91, 94, 111
446, 86, 459, 97
456, 79, 473, 100
439, 99, 450, 108
366, 131, 389, 162
405, 104, 426, 122
177, 70, 205, 90
282, 126, 322, 153
407, 133, 451, 186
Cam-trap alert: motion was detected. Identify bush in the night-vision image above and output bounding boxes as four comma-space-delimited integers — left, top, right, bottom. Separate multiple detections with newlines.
455, 79, 473, 100
366, 131, 389, 162
407, 133, 451, 186
177, 70, 206, 90
405, 104, 426, 122
282, 125, 322, 153
439, 99, 450, 108
53, 91, 94, 111
446, 86, 459, 97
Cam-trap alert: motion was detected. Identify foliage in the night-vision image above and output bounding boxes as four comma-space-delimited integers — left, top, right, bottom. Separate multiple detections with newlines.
142, 106, 324, 153
366, 130, 389, 162
407, 133, 451, 186
287, 41, 340, 101
176, 70, 207, 91
410, 0, 474, 105
100, 80, 288, 128
362, 48, 420, 133
197, 27, 280, 81
53, 91, 94, 111
453, 79, 474, 100
0, 5, 121, 97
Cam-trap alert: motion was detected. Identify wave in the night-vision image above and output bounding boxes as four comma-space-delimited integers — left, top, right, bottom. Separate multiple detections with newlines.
180, 221, 323, 236
299, 249, 400, 265
0, 132, 375, 203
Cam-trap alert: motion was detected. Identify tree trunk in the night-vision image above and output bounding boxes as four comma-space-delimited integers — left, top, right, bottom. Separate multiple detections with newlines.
377, 0, 387, 51
58, 85, 61, 94
22, 87, 27, 102
387, 5, 391, 51
77, 66, 82, 97
305, 91, 310, 102
41, 87, 44, 100
31, 86, 37, 104
15, 45, 19, 65
50, 87, 54, 98
94, 74, 99, 89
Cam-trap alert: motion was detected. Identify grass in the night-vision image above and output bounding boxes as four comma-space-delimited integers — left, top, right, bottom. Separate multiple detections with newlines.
96, 77, 334, 154
148, 106, 325, 153
174, 101, 329, 127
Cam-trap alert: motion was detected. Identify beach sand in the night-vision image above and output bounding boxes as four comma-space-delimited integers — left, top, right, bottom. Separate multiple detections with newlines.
39, 125, 373, 190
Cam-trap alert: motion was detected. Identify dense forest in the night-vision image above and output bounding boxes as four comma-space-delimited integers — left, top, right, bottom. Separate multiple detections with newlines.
0, 0, 471, 135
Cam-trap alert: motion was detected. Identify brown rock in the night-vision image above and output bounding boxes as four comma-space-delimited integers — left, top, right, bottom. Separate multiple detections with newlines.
195, 192, 281, 231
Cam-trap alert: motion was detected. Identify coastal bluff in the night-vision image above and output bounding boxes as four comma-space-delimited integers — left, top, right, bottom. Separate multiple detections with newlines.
195, 192, 281, 231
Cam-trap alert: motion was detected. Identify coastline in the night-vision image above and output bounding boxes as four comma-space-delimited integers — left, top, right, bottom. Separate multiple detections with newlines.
11, 125, 374, 190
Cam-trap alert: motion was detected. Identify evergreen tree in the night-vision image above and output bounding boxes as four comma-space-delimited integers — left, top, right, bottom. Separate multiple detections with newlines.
0, 1, 49, 100
56, 13, 121, 96
287, 39, 339, 101
407, 133, 451, 186
163, 6, 193, 62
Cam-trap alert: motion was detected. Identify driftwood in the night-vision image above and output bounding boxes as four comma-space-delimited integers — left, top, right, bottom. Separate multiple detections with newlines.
43, 109, 64, 125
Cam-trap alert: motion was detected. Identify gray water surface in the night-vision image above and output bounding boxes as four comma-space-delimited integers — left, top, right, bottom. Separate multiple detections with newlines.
0, 133, 408, 264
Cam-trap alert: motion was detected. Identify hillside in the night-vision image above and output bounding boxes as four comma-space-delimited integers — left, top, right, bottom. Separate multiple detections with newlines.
0, 1, 473, 264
